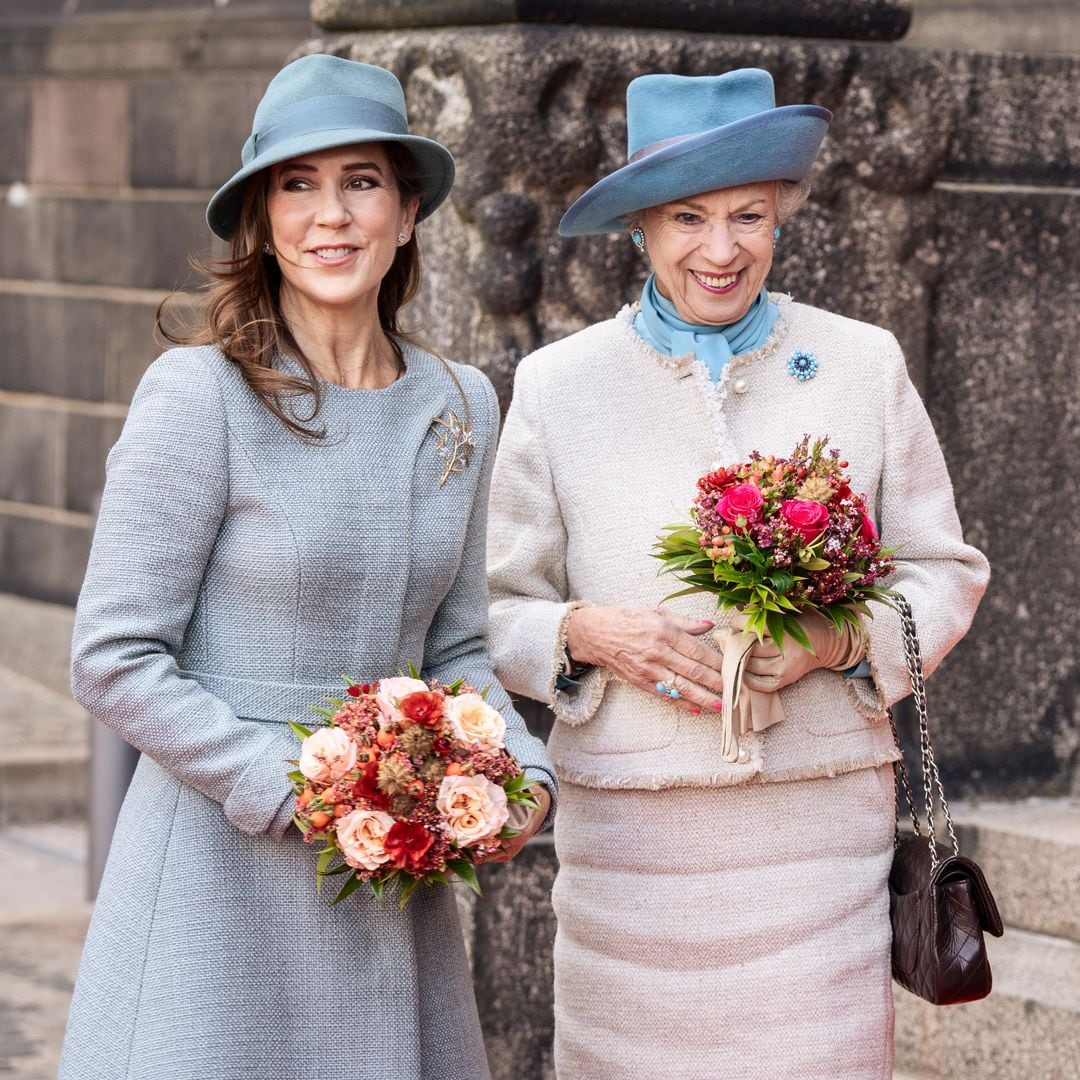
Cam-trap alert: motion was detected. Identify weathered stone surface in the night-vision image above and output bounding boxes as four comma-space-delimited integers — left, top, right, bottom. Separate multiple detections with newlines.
927, 187, 1079, 797
0, 81, 30, 184
0, 192, 214, 290
130, 74, 267, 189
904, 0, 1080, 58
0, 512, 92, 605
473, 837, 557, 1079
313, 0, 913, 41
64, 413, 125, 516
28, 77, 129, 189
0, 403, 63, 507
302, 28, 1080, 796
0, 592, 76, 695
104, 297, 171, 404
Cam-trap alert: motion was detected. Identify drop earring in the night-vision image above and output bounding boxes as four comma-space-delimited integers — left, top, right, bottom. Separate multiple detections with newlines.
773, 226, 781, 241
262, 242, 272, 255
630, 227, 646, 252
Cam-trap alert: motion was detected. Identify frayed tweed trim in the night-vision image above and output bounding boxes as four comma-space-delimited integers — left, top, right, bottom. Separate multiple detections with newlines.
843, 614, 890, 722
612, 296, 793, 462
549, 601, 610, 728
555, 746, 901, 791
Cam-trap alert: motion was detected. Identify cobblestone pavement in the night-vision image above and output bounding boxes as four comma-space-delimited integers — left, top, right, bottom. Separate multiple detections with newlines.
0, 823, 89, 1080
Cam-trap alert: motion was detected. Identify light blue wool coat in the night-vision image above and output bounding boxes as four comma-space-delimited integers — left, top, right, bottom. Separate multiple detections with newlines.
60, 343, 556, 1080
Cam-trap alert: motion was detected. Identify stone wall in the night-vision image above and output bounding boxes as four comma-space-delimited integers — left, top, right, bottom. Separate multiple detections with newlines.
0, 1, 311, 605
296, 25, 1080, 798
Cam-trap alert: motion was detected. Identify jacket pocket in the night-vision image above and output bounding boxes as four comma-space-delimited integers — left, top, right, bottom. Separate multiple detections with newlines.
570, 682, 682, 755
787, 670, 882, 737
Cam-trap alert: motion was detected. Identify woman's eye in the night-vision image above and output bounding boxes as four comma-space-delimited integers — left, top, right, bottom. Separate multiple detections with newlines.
346, 175, 378, 190
282, 177, 312, 192
675, 213, 703, 226
736, 213, 764, 226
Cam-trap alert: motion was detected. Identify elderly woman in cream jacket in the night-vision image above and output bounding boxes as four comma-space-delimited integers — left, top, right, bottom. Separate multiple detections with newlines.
487, 70, 988, 1080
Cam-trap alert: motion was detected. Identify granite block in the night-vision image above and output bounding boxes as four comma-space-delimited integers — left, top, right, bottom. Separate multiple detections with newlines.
0, 291, 107, 400
0, 80, 31, 184
0, 403, 62, 507
28, 78, 129, 189
130, 74, 266, 189
0, 192, 213, 290
64, 412, 125, 516
0, 512, 92, 606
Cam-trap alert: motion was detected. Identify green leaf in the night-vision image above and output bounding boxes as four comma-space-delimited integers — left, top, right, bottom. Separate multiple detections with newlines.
498, 826, 523, 839
798, 557, 831, 571
331, 872, 364, 905
310, 705, 336, 720
447, 677, 466, 695
406, 659, 421, 680
370, 876, 386, 902
291, 814, 307, 834
286, 769, 305, 785
785, 617, 814, 654
398, 875, 421, 908
288, 721, 314, 741
447, 858, 483, 897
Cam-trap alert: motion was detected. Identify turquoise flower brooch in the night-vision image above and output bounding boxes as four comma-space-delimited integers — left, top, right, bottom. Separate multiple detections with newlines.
787, 350, 819, 382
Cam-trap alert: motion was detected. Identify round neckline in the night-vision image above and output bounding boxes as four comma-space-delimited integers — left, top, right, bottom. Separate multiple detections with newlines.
278, 340, 421, 396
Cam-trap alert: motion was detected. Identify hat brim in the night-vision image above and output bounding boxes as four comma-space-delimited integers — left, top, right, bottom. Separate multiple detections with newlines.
205, 128, 456, 241
559, 105, 831, 236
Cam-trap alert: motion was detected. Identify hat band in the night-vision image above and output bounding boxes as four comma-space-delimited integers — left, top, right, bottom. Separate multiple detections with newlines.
628, 132, 696, 164
251, 95, 410, 160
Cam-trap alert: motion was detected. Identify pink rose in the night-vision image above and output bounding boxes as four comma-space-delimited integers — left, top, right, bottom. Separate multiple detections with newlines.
717, 483, 765, 527
860, 513, 878, 544
298, 727, 358, 784
781, 499, 830, 544
335, 808, 396, 871
437, 774, 510, 847
374, 676, 430, 727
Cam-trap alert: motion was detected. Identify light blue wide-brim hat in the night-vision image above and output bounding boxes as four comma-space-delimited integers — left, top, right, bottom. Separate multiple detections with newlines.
559, 68, 831, 237
206, 54, 455, 240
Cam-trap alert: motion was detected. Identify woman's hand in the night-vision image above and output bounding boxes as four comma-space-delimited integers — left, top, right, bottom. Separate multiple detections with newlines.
482, 785, 552, 864
734, 611, 866, 694
565, 605, 725, 714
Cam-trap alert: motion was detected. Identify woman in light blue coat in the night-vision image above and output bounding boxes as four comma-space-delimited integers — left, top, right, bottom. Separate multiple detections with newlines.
60, 54, 555, 1080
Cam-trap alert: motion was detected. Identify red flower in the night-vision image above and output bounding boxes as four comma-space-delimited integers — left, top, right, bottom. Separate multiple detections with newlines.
384, 820, 435, 869
353, 762, 390, 811
859, 513, 879, 544
432, 736, 453, 757
699, 466, 737, 492
347, 685, 362, 698
717, 483, 765, 527
780, 499, 830, 544
399, 690, 445, 728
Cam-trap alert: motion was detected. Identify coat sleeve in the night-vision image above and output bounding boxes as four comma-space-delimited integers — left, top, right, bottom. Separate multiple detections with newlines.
846, 334, 990, 715
70, 351, 297, 839
422, 372, 558, 821
487, 356, 609, 727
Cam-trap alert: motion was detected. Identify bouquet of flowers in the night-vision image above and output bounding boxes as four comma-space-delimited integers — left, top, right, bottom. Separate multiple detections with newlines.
287, 666, 539, 907
654, 436, 899, 651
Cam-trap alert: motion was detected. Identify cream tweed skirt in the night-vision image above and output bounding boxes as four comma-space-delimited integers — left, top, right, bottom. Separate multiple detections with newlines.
552, 766, 896, 1079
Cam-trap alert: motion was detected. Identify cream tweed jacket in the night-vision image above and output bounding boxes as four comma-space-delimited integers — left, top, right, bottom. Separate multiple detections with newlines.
488, 296, 990, 790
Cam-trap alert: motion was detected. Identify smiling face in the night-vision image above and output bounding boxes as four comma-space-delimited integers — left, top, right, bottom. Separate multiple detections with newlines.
639, 180, 778, 326
265, 143, 419, 318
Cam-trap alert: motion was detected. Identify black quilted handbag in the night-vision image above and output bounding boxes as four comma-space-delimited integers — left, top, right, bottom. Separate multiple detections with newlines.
887, 596, 1004, 1005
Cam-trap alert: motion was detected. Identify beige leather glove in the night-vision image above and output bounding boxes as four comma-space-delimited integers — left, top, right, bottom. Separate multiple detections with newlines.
735, 611, 867, 694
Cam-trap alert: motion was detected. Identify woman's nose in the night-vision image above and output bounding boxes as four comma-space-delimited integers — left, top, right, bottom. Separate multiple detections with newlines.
701, 222, 739, 264
314, 186, 351, 227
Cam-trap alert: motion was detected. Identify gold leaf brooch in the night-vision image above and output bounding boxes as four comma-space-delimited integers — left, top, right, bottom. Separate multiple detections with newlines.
430, 409, 476, 486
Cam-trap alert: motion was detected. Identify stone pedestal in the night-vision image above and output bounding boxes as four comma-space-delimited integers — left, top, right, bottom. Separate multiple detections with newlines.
302, 21, 1080, 798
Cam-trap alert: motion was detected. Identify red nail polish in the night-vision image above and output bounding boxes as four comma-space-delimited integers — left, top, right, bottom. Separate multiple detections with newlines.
711, 700, 724, 711
699, 619, 715, 627
690, 706, 702, 714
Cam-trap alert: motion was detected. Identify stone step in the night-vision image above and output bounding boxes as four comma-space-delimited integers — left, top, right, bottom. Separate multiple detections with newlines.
950, 798, 1080, 944
893, 927, 1080, 1080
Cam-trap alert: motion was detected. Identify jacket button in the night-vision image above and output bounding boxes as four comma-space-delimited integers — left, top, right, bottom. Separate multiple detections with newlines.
737, 745, 751, 764
733, 378, 749, 394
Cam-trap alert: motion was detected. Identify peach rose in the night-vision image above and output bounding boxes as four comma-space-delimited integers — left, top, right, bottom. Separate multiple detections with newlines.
299, 727, 358, 784
335, 808, 396, 871
374, 676, 429, 727
443, 693, 507, 749
436, 774, 509, 848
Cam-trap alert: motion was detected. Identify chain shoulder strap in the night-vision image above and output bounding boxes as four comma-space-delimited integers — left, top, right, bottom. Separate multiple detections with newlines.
888, 595, 960, 871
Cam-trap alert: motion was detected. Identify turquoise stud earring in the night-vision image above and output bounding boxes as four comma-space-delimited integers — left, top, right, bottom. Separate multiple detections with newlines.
631, 227, 646, 252
773, 226, 781, 240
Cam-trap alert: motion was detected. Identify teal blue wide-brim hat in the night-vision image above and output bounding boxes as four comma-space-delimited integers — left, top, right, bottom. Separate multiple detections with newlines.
559, 68, 831, 237
206, 54, 455, 241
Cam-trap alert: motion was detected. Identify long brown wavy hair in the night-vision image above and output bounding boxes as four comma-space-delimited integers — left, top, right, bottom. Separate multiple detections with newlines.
158, 142, 425, 439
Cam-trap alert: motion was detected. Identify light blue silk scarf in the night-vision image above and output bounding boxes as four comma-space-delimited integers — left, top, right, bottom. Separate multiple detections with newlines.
633, 273, 779, 381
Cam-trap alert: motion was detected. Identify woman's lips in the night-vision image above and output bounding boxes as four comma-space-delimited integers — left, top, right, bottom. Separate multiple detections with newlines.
309, 246, 358, 266
691, 269, 740, 294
